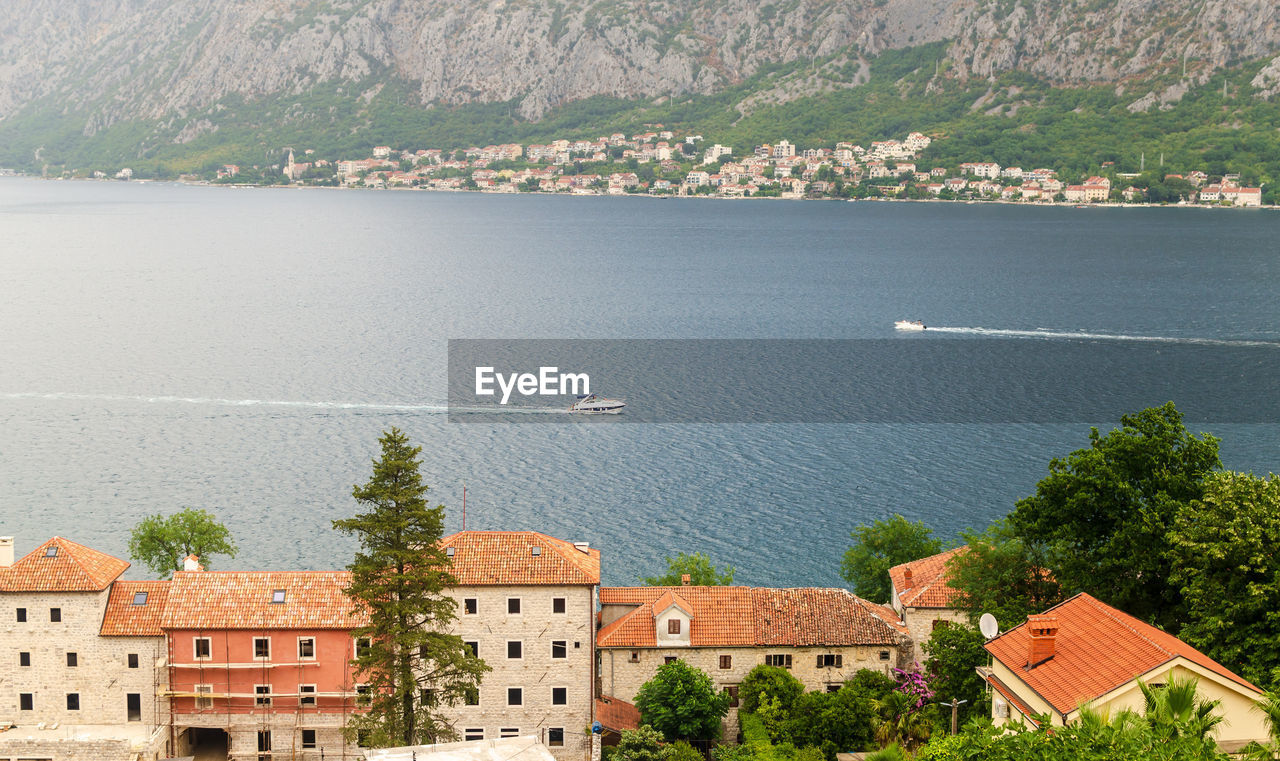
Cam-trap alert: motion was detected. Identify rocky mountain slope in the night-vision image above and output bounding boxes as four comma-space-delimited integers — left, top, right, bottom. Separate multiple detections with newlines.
0, 0, 1277, 155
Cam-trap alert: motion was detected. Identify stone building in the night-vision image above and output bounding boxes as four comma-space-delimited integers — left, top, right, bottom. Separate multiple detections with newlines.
887, 547, 971, 662
439, 531, 600, 761
0, 536, 169, 761
596, 586, 910, 737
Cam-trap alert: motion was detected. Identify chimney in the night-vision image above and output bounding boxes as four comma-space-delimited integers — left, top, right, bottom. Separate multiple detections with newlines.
0, 537, 13, 568
182, 554, 202, 572
1026, 614, 1059, 668
681, 574, 691, 586
903, 567, 914, 588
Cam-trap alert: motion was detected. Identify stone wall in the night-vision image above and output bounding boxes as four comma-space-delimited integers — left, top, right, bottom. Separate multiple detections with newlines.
900, 607, 970, 663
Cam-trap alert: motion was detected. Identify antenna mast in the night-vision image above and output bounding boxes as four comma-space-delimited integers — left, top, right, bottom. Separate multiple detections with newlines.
462, 484, 467, 531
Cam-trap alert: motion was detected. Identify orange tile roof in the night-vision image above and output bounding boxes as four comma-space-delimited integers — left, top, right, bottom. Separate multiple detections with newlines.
440, 531, 600, 586
100, 580, 170, 637
598, 587, 908, 649
161, 571, 369, 630
595, 695, 641, 732
889, 546, 967, 609
0, 537, 129, 592
985, 593, 1261, 718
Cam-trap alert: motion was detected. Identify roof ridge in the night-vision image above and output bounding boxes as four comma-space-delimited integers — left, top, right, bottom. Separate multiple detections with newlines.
1078, 593, 1175, 660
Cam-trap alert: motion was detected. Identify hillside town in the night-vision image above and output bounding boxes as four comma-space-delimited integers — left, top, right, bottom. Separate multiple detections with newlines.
0, 530, 1269, 761
195, 129, 1268, 207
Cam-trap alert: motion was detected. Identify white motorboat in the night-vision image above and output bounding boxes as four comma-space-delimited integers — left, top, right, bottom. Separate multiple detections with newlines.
569, 394, 626, 414
894, 320, 927, 331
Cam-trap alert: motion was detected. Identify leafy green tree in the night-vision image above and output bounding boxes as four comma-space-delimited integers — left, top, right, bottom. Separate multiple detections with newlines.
127, 507, 238, 576
922, 623, 990, 725
333, 428, 489, 747
947, 520, 1062, 629
641, 551, 735, 586
785, 686, 880, 752
841, 515, 943, 603
635, 659, 731, 741
1168, 471, 1280, 688
740, 664, 805, 713
1008, 402, 1220, 632
615, 726, 668, 761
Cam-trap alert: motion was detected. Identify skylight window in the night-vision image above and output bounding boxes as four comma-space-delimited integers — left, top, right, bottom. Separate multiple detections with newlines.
446, 547, 455, 557
271, 590, 286, 604
531, 546, 542, 556
44, 546, 58, 557
132, 591, 148, 606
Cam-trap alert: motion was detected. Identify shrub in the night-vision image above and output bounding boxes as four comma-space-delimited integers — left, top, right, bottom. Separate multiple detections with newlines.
740, 665, 805, 713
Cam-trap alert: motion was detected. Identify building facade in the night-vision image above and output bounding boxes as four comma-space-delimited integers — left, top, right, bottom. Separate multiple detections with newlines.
887, 547, 971, 662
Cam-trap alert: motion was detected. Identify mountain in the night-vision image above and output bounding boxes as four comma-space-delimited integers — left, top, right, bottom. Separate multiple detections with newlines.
0, 0, 1278, 170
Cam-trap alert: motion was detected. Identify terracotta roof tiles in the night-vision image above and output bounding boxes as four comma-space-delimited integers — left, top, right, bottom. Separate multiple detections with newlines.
889, 546, 967, 609
595, 695, 642, 732
100, 580, 170, 637
0, 537, 129, 592
985, 593, 1261, 718
441, 531, 600, 586
161, 571, 369, 630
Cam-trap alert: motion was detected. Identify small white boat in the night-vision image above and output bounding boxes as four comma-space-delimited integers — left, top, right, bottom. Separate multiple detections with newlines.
894, 320, 927, 331
569, 394, 626, 414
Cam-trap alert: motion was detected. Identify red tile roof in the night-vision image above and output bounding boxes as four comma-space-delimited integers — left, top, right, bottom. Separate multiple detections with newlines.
440, 531, 600, 586
889, 546, 967, 609
596, 695, 642, 732
598, 587, 908, 649
100, 580, 170, 637
985, 593, 1261, 718
0, 537, 129, 592
161, 571, 369, 630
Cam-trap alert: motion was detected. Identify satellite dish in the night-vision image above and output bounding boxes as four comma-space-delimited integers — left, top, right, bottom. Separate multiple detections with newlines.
979, 613, 999, 640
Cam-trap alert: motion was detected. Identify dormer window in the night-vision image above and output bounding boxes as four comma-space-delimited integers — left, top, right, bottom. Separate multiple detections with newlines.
44, 546, 58, 557
271, 590, 286, 604
132, 591, 148, 606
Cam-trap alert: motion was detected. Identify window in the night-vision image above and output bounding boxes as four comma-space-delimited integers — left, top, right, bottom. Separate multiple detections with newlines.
765, 654, 792, 668
548, 728, 565, 747
66, 652, 78, 667
132, 591, 148, 605
464, 729, 485, 741
301, 729, 316, 749
553, 597, 566, 614
551, 640, 567, 659
826, 684, 842, 694
420, 688, 435, 707
45, 546, 58, 557
664, 656, 678, 665
355, 637, 372, 658
356, 684, 371, 706
194, 637, 212, 659
507, 687, 523, 706
253, 637, 271, 659
299, 684, 316, 706
552, 687, 567, 705
500, 727, 519, 738
667, 618, 682, 635
271, 589, 286, 604
878, 651, 891, 661
932, 619, 951, 631
464, 641, 478, 658
50, 608, 61, 622
507, 641, 523, 659
66, 693, 80, 711
629, 651, 640, 663
195, 684, 214, 710
258, 730, 272, 752
298, 637, 315, 659
127, 693, 142, 722
463, 597, 478, 615
726, 685, 740, 708
19, 693, 33, 711
816, 654, 843, 668
127, 653, 139, 668
357, 729, 371, 747
16, 607, 26, 622
508, 597, 521, 615
19, 652, 30, 667
255, 685, 272, 706
719, 655, 732, 670
464, 686, 479, 706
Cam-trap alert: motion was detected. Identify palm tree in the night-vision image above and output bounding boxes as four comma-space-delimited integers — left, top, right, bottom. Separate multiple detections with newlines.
873, 690, 935, 751
1138, 676, 1223, 743
1242, 690, 1280, 761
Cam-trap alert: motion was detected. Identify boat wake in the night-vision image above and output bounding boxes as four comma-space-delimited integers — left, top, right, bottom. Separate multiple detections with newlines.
925, 326, 1280, 348
0, 392, 567, 414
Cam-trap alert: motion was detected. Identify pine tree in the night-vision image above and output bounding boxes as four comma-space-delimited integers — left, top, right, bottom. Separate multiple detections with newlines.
334, 427, 489, 747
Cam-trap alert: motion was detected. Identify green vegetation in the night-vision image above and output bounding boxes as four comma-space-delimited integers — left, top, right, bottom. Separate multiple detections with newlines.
920, 623, 989, 726
127, 507, 238, 575
634, 659, 732, 741
841, 515, 942, 603
5, 41, 1280, 192
642, 551, 736, 586
332, 428, 489, 747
